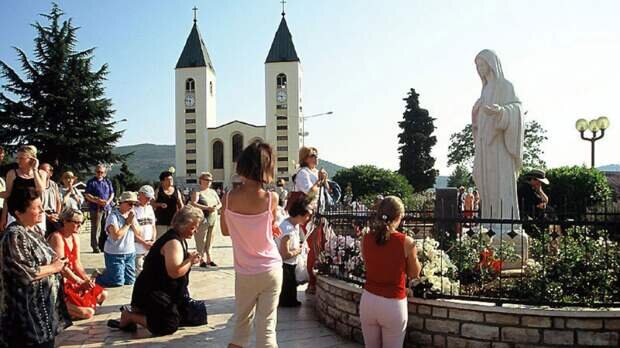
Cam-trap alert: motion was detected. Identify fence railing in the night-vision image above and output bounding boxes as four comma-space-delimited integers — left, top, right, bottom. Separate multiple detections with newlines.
315, 205, 620, 307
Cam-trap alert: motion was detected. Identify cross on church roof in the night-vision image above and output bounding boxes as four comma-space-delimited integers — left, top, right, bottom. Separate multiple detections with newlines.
193, 6, 198, 23
280, 0, 286, 16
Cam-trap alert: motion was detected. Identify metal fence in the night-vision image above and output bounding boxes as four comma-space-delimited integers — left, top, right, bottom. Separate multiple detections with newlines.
315, 204, 620, 308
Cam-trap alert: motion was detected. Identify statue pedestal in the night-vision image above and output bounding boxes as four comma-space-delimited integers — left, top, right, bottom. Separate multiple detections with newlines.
468, 226, 530, 270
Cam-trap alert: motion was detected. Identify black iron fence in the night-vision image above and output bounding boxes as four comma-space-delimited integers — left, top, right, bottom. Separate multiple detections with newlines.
315, 204, 620, 308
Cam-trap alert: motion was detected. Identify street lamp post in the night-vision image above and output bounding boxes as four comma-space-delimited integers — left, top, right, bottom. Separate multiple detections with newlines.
300, 111, 333, 146
575, 116, 610, 168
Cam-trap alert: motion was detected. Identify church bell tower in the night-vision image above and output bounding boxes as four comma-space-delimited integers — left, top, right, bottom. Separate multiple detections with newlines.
265, 10, 303, 181
175, 8, 216, 185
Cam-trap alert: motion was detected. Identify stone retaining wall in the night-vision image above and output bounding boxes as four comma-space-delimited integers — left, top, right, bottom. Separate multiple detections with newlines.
316, 275, 620, 347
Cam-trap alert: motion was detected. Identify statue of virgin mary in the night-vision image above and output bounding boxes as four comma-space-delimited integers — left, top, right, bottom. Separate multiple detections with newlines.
472, 49, 524, 230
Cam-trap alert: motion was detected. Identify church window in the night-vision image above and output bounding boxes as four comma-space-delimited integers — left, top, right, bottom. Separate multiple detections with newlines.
276, 116, 287, 120
278, 157, 288, 162
232, 134, 244, 162
186, 139, 196, 144
186, 159, 196, 164
186, 149, 196, 154
278, 167, 288, 173
276, 73, 287, 88
213, 140, 224, 169
187, 169, 196, 174
209, 81, 214, 96
186, 129, 196, 134
277, 146, 288, 152
186, 179, 197, 184
277, 136, 288, 141
185, 119, 196, 124
185, 78, 195, 92
276, 126, 287, 130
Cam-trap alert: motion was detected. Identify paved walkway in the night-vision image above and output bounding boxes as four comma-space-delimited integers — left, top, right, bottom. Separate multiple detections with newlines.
56, 227, 362, 348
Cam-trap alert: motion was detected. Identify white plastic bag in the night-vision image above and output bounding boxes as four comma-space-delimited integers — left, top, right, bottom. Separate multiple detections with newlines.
295, 242, 309, 285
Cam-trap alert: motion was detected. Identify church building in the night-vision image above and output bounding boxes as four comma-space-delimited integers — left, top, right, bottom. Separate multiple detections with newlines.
174, 10, 304, 189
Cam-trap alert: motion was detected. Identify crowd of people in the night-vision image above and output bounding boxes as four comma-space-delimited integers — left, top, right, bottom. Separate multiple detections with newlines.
0, 142, 426, 348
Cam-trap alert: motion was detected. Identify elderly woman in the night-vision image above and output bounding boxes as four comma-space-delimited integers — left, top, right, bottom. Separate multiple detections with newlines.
48, 208, 108, 320
191, 172, 221, 267
107, 205, 207, 336
0, 188, 71, 347
59, 171, 84, 211
95, 192, 140, 287
0, 145, 47, 232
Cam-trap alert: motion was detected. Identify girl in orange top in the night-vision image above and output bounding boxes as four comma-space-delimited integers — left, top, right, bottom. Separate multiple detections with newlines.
360, 196, 421, 348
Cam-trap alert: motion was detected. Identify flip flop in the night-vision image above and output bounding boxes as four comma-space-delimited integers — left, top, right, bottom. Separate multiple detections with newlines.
107, 319, 138, 332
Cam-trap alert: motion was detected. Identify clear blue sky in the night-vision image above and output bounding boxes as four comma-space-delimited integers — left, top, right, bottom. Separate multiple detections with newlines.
2, 1, 619, 174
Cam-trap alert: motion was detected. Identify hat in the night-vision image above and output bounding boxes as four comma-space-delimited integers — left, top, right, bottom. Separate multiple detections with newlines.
119, 191, 139, 203
525, 169, 549, 185
138, 185, 155, 199
199, 172, 213, 181
61, 171, 77, 182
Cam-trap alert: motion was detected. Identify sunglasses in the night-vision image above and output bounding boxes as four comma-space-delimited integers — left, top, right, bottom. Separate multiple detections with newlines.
96, 171, 105, 174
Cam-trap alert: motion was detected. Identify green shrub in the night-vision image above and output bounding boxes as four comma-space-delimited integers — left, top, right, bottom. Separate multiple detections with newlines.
333, 165, 414, 204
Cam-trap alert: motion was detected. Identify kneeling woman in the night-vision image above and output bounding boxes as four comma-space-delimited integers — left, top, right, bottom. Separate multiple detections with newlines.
108, 205, 207, 336
48, 208, 108, 319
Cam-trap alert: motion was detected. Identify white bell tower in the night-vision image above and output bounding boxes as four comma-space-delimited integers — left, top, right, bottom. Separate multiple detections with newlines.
265, 11, 303, 181
175, 8, 216, 185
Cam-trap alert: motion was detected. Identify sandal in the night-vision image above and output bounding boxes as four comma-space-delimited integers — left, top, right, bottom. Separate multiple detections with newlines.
107, 319, 137, 332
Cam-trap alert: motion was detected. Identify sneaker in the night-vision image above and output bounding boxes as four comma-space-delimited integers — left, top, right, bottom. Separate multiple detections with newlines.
208, 261, 218, 267
92, 248, 100, 254
199, 261, 208, 268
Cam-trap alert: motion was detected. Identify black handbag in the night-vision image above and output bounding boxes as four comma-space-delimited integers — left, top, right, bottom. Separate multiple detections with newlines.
180, 291, 208, 326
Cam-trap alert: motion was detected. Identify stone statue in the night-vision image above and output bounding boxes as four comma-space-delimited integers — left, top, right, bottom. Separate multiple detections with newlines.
472, 49, 524, 229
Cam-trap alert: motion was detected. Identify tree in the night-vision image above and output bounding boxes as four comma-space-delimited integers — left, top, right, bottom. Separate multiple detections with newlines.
333, 165, 414, 203
397, 89, 438, 192
447, 120, 548, 169
447, 164, 474, 188
0, 4, 124, 176
113, 162, 146, 192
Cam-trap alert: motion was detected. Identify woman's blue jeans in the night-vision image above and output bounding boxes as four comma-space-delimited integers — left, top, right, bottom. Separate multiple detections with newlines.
96, 252, 136, 287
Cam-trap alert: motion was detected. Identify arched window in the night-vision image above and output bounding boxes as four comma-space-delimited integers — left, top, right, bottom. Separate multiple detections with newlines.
209, 81, 214, 96
276, 73, 287, 88
185, 78, 195, 92
232, 134, 244, 162
212, 140, 224, 169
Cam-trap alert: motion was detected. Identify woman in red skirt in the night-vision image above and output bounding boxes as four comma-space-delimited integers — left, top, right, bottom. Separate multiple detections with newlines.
48, 208, 108, 319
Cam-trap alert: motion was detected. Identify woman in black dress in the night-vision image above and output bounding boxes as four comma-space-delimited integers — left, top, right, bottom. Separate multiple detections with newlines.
107, 205, 207, 336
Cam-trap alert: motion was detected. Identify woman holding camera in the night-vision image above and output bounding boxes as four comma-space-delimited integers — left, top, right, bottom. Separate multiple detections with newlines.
291, 147, 328, 295
0, 188, 71, 347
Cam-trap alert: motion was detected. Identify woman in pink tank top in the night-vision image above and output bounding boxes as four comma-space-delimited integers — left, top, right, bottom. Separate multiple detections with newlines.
221, 141, 282, 348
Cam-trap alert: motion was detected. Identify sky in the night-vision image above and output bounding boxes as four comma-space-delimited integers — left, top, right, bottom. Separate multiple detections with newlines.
1, 0, 619, 175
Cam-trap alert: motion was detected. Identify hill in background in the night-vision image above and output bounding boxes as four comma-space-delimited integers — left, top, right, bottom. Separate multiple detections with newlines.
112, 143, 346, 182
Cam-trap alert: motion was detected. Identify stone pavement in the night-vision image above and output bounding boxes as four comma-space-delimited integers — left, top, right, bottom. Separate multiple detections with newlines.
55, 227, 362, 348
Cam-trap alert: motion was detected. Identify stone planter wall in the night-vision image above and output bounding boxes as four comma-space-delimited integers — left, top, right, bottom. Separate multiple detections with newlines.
316, 275, 620, 347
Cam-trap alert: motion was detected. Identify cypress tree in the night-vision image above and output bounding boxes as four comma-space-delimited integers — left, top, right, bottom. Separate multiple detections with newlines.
0, 3, 124, 176
397, 88, 438, 192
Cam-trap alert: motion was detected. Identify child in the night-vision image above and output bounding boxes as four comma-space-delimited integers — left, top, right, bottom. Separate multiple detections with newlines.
360, 196, 421, 348
277, 194, 313, 307
220, 141, 282, 348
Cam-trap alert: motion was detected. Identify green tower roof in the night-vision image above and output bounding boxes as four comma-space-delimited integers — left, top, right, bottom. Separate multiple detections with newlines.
265, 16, 300, 63
176, 22, 215, 71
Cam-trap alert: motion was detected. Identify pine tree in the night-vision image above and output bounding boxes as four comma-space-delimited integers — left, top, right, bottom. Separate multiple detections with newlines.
0, 4, 124, 176
397, 89, 438, 192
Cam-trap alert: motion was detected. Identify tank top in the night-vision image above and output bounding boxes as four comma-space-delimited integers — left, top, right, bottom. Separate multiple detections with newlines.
363, 231, 407, 299
7, 169, 44, 231
223, 192, 282, 275
131, 228, 189, 308
155, 186, 178, 225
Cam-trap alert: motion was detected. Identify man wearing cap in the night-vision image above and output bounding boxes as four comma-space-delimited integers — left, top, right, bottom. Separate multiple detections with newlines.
518, 169, 550, 222
134, 185, 156, 273
96, 191, 139, 287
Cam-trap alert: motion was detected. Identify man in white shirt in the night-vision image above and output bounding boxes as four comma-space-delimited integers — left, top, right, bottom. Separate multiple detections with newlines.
134, 185, 156, 273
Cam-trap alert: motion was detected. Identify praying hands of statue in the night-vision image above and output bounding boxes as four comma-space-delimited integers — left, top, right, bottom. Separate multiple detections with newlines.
483, 104, 502, 117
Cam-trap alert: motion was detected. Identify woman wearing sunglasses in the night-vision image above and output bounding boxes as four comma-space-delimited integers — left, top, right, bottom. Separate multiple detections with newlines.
48, 208, 108, 319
